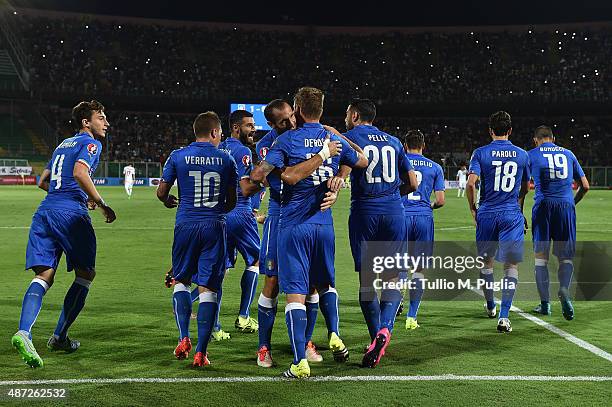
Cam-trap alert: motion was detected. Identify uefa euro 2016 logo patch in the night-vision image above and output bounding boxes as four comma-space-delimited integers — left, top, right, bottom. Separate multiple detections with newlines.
87, 143, 98, 156
259, 147, 269, 158
242, 154, 251, 167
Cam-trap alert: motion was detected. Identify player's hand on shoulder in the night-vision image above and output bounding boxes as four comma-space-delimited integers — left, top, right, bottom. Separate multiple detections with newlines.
164, 194, 179, 208
320, 191, 338, 211
320, 134, 342, 160
256, 214, 266, 224
327, 176, 345, 192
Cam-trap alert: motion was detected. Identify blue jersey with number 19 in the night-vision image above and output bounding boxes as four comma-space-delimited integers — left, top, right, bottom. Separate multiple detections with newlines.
469, 140, 530, 214
528, 142, 585, 206
38, 132, 102, 213
161, 141, 238, 225
264, 122, 359, 226
344, 124, 412, 214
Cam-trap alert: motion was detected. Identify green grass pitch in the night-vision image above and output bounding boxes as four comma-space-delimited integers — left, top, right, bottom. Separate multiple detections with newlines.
0, 186, 611, 406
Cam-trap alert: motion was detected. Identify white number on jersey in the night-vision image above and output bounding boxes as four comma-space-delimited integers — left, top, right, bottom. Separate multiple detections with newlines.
189, 171, 221, 208
406, 170, 423, 201
305, 153, 334, 186
51, 154, 65, 190
363, 145, 396, 184
492, 160, 518, 192
542, 153, 568, 179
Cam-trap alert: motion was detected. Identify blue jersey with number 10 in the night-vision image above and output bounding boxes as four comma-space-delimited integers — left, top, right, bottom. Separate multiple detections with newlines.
528, 142, 585, 206
469, 140, 530, 214
344, 125, 412, 215
38, 132, 102, 213
161, 141, 238, 225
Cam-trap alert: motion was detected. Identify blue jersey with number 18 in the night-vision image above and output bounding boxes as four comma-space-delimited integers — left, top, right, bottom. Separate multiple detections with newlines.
161, 141, 238, 225
469, 140, 530, 214
38, 132, 102, 213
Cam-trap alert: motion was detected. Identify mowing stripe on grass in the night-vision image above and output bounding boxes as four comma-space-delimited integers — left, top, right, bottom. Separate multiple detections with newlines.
470, 288, 612, 363
1, 375, 611, 386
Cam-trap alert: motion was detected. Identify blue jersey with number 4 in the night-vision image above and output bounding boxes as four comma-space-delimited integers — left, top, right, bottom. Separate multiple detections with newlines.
469, 140, 530, 214
344, 125, 412, 214
38, 132, 102, 213
402, 153, 445, 215
528, 142, 584, 206
161, 141, 238, 225
264, 122, 359, 226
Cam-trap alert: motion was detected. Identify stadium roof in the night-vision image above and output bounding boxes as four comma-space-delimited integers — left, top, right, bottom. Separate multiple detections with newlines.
9, 0, 612, 27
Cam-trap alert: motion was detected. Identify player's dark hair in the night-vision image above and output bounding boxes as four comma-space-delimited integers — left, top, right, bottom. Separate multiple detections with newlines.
264, 99, 289, 122
534, 125, 554, 140
193, 111, 221, 137
489, 111, 512, 137
402, 130, 425, 149
229, 110, 253, 129
294, 87, 324, 120
349, 98, 376, 123
72, 100, 105, 130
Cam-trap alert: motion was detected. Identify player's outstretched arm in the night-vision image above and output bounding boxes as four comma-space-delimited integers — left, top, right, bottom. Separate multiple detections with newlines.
399, 170, 418, 195
431, 190, 445, 209
281, 136, 342, 185
38, 168, 51, 192
466, 173, 479, 224
74, 162, 116, 223
574, 176, 590, 205
156, 181, 178, 208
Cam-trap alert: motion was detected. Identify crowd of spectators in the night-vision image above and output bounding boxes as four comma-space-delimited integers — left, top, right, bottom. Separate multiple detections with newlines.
16, 14, 610, 104
45, 106, 610, 167
14, 11, 611, 167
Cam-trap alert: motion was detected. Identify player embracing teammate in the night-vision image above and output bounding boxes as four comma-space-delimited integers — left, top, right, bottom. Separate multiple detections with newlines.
252, 87, 368, 377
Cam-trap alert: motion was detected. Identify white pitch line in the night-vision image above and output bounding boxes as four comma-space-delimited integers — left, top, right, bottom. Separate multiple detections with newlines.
438, 226, 474, 231
470, 288, 612, 363
1, 375, 611, 386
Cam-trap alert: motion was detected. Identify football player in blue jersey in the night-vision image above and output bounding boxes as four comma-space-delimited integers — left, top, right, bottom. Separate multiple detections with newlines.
528, 126, 589, 319
157, 111, 238, 367
467, 111, 530, 333
252, 87, 368, 378
251, 99, 343, 367
400, 130, 445, 331
12, 100, 116, 368
218, 110, 261, 334
341, 99, 418, 368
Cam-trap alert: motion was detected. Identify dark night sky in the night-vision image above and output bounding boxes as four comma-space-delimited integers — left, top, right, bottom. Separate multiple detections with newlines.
10, 0, 612, 26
